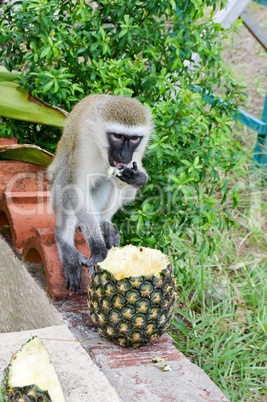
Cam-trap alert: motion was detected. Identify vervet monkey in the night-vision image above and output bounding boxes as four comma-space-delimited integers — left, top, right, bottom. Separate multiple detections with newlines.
48, 94, 153, 293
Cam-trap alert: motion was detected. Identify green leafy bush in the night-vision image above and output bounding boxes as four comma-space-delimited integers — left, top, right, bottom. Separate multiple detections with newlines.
1, 0, 241, 108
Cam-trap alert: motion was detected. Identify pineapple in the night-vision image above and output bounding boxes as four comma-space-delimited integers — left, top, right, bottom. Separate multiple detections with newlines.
88, 245, 177, 347
1, 336, 65, 402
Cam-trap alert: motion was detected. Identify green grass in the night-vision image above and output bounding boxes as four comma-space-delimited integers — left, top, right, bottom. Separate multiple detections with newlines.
169, 140, 267, 401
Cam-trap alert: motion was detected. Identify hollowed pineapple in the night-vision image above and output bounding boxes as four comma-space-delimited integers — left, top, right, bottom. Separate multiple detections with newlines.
88, 245, 177, 347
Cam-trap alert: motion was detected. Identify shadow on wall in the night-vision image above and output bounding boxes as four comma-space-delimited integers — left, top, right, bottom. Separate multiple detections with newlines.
0, 235, 63, 333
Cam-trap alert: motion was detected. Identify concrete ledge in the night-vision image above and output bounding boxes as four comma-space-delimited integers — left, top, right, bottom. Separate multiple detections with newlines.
0, 234, 62, 332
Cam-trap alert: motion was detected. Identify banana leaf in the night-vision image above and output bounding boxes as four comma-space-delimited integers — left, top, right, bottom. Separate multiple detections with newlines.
0, 143, 54, 166
0, 66, 21, 82
0, 82, 67, 128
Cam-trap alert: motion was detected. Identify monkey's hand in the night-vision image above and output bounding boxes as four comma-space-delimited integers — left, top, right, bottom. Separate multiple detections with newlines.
64, 248, 107, 293
87, 243, 108, 272
118, 162, 148, 188
61, 251, 91, 294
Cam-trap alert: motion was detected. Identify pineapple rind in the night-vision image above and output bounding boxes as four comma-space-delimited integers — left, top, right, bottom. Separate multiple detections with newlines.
88, 246, 176, 347
4, 384, 52, 401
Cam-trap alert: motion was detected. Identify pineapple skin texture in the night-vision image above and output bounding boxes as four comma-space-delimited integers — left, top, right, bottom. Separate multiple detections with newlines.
88, 264, 177, 347
4, 384, 52, 401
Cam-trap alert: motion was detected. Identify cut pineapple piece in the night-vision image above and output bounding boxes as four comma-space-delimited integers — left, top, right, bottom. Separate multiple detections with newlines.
3, 336, 65, 402
107, 166, 122, 178
88, 245, 176, 347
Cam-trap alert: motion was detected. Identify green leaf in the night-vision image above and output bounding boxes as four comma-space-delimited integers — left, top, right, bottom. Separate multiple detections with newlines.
40, 46, 51, 59
118, 28, 128, 38
172, 316, 189, 336
193, 156, 200, 166
181, 159, 192, 167
169, 174, 180, 184
0, 82, 67, 128
90, 42, 99, 52
0, 144, 54, 166
137, 216, 144, 232
43, 80, 55, 94
0, 66, 21, 82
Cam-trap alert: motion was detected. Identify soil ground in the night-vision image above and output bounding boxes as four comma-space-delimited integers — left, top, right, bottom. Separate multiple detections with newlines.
222, 1, 267, 150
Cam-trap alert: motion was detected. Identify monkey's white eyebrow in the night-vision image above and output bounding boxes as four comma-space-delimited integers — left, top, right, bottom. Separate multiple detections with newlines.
107, 132, 143, 140
105, 122, 148, 137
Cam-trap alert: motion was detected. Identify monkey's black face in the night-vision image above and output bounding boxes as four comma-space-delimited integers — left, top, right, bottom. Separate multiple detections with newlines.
107, 132, 143, 167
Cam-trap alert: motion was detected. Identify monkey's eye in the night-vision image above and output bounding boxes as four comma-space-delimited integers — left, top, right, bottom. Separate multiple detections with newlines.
113, 133, 123, 139
131, 136, 141, 142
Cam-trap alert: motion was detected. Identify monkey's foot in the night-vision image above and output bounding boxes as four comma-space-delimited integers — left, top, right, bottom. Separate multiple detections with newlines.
101, 221, 120, 249
78, 253, 95, 276
61, 252, 90, 294
78, 253, 91, 267
87, 249, 107, 273
63, 262, 83, 294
